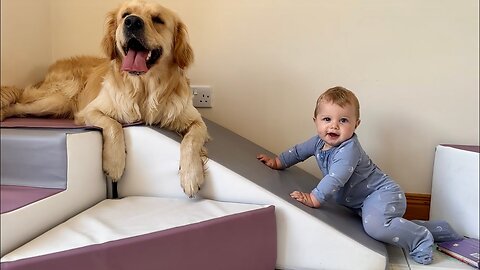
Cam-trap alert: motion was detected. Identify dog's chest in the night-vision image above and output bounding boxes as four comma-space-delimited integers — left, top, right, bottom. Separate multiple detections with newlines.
137, 95, 166, 124
140, 101, 158, 124
108, 80, 175, 125
115, 101, 142, 124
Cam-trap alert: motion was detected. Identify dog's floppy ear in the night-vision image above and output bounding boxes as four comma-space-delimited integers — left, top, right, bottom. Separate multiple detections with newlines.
102, 9, 118, 60
173, 22, 194, 69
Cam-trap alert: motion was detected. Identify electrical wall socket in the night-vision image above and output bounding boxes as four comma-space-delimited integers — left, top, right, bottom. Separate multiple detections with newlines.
191, 85, 212, 108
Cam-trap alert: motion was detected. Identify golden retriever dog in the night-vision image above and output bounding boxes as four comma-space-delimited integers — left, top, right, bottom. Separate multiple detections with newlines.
0, 0, 208, 197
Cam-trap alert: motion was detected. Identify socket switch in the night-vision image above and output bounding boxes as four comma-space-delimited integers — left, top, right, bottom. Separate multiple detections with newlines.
191, 85, 212, 108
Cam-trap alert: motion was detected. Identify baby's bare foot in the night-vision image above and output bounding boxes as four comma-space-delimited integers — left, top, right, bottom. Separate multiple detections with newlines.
290, 191, 321, 208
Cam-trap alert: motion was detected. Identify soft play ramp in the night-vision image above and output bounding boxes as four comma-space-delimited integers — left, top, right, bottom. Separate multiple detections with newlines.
118, 119, 388, 270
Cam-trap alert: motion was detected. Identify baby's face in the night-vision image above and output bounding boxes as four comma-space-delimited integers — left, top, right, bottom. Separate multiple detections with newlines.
314, 100, 360, 150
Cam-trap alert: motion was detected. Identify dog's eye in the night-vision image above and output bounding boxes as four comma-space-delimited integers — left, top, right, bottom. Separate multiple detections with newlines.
152, 16, 164, 24
122, 12, 131, 19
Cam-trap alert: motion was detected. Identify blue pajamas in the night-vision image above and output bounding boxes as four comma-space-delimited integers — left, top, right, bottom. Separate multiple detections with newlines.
279, 134, 433, 264
360, 184, 433, 264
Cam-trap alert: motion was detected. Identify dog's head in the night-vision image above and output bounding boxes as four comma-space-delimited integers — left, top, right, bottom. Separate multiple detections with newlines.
102, 0, 193, 75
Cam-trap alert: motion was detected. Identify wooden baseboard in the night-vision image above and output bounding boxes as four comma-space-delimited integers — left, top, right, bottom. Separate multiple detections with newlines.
403, 193, 431, 220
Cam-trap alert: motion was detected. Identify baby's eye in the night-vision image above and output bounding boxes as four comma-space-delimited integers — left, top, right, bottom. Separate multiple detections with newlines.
322, 117, 331, 122
340, 118, 349, 123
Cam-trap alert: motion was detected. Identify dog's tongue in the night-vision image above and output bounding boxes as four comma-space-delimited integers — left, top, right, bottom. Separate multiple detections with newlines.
122, 50, 149, 72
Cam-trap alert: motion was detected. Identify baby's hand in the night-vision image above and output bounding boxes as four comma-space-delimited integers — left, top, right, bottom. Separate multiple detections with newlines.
290, 191, 321, 208
257, 154, 283, 170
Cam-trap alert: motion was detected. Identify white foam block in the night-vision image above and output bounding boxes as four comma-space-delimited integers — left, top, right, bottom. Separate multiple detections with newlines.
0, 131, 106, 256
430, 145, 479, 239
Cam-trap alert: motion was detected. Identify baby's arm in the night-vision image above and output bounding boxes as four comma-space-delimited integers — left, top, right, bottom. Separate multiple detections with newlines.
257, 154, 284, 170
258, 136, 319, 170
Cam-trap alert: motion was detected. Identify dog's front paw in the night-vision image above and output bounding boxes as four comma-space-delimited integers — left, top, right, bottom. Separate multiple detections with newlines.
179, 156, 205, 197
102, 141, 126, 181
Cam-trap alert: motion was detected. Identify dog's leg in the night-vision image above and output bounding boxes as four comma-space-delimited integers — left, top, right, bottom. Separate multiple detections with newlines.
1, 86, 24, 121
2, 93, 74, 120
1, 86, 23, 108
78, 109, 126, 181
179, 117, 209, 197
1, 81, 78, 120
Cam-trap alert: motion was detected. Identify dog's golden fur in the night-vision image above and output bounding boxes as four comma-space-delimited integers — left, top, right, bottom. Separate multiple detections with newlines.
0, 0, 208, 197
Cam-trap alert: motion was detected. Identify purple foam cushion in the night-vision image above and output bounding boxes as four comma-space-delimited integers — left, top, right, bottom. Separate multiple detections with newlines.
0, 185, 64, 214
0, 117, 142, 129
0, 118, 97, 129
1, 197, 277, 270
441, 144, 480, 153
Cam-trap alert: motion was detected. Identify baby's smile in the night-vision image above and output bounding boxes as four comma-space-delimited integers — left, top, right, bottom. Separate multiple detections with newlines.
326, 132, 340, 139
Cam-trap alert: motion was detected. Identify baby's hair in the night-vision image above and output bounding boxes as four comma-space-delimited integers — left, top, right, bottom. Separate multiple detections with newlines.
314, 86, 360, 119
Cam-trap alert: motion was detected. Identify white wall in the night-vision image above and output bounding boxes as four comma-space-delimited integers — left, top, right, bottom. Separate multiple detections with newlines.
0, 0, 52, 87
1, 0, 478, 194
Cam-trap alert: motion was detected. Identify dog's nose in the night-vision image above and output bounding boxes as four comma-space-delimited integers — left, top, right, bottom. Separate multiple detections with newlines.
124, 15, 144, 31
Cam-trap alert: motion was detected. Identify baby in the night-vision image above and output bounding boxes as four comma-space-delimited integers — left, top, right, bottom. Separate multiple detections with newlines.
257, 86, 434, 264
